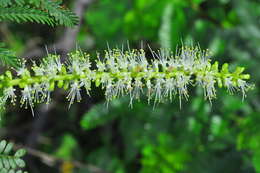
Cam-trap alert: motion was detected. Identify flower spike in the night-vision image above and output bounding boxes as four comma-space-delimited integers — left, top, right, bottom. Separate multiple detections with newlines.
0, 46, 253, 113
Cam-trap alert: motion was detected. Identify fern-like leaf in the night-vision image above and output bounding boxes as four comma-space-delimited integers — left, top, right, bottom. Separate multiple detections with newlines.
0, 43, 19, 68
40, 0, 79, 27
0, 0, 13, 7
0, 0, 25, 7
0, 0, 79, 27
0, 140, 28, 173
0, 6, 55, 26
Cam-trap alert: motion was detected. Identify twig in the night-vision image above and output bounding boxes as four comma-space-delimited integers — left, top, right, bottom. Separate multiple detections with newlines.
14, 143, 109, 173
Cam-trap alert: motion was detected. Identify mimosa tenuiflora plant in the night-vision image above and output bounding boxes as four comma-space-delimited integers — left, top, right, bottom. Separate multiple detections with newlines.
0, 46, 253, 115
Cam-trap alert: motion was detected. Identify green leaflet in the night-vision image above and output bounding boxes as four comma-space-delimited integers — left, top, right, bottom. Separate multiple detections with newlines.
0, 43, 19, 68
0, 0, 78, 27
0, 140, 27, 173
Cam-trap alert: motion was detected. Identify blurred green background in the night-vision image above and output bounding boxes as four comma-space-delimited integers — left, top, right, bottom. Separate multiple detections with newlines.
1, 0, 260, 172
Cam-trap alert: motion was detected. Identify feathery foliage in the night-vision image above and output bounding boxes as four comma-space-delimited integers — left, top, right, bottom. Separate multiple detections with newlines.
0, 140, 27, 173
0, 0, 78, 67
0, 43, 20, 68
0, 0, 79, 27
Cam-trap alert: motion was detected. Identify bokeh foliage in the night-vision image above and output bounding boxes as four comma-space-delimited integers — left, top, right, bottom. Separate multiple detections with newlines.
1, 0, 260, 172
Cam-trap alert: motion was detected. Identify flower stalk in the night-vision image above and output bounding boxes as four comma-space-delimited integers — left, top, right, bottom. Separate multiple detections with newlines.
0, 46, 253, 112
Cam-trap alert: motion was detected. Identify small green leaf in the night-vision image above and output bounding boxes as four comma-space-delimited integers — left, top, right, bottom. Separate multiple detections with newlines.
14, 158, 25, 168
8, 170, 15, 173
8, 158, 16, 169
3, 157, 10, 169
0, 140, 7, 153
14, 149, 26, 158
3, 142, 13, 154
1, 168, 8, 173
0, 158, 3, 169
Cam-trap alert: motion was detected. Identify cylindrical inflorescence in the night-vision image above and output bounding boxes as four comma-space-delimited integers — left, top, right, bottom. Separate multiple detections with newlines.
0, 46, 252, 113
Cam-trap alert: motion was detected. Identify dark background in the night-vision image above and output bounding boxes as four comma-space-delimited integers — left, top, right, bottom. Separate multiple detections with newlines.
1, 0, 260, 172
